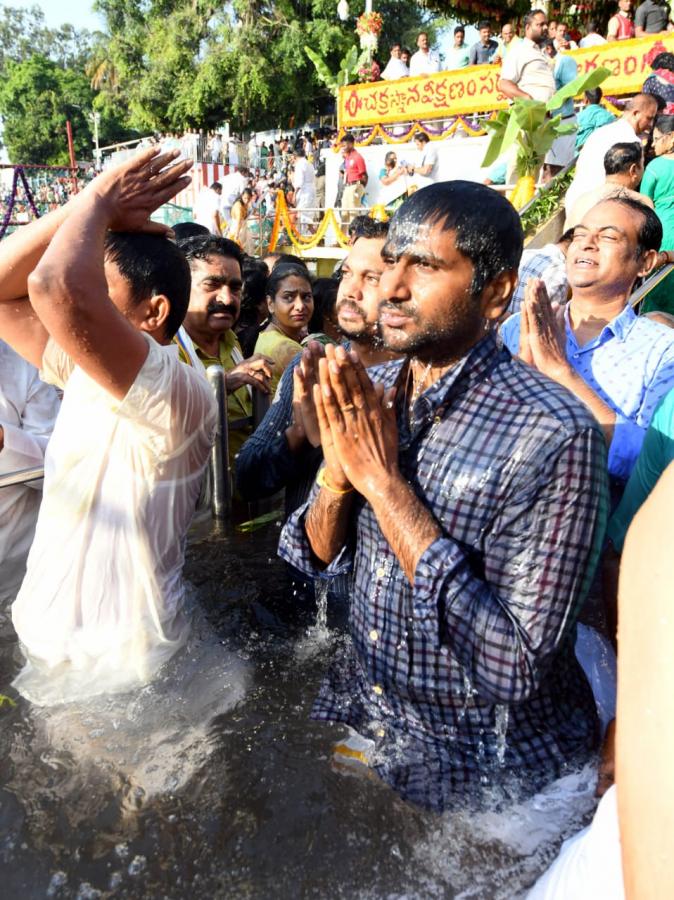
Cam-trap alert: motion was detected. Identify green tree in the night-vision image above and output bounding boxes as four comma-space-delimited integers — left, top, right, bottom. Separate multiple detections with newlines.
0, 54, 130, 164
91, 0, 435, 133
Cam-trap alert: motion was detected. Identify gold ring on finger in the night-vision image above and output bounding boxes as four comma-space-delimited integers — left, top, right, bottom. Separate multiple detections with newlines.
340, 403, 355, 413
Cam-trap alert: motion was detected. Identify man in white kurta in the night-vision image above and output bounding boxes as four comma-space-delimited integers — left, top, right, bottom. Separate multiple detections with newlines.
11, 333, 216, 703
0, 146, 215, 705
292, 147, 317, 232
0, 340, 60, 606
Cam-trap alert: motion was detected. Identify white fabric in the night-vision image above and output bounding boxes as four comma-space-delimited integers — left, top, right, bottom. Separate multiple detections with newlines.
293, 157, 317, 227
527, 786, 624, 899
500, 37, 556, 102
220, 170, 247, 215
194, 187, 221, 234
565, 118, 640, 213
409, 49, 442, 77
0, 341, 59, 606
11, 334, 217, 705
580, 33, 607, 47
381, 57, 409, 80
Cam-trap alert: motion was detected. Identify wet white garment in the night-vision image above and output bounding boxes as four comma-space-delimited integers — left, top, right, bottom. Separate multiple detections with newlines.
11, 334, 217, 705
0, 341, 60, 606
527, 786, 624, 899
194, 187, 221, 234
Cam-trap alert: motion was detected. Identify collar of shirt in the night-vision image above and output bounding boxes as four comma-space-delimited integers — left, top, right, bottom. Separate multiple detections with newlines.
369, 332, 504, 444
565, 302, 636, 353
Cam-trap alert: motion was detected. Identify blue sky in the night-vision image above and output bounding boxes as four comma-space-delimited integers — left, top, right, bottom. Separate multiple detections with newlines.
10, 0, 103, 30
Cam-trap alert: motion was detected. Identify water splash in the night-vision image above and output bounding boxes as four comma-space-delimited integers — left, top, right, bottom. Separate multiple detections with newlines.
494, 705, 510, 766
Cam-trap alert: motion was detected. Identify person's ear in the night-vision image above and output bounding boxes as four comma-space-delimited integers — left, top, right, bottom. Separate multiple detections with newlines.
266, 294, 274, 316
480, 269, 518, 322
638, 248, 660, 279
142, 293, 171, 337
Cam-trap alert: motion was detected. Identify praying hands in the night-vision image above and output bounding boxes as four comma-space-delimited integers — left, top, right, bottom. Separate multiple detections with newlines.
312, 343, 398, 499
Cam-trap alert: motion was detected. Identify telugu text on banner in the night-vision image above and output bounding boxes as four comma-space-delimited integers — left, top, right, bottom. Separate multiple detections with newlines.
338, 34, 674, 129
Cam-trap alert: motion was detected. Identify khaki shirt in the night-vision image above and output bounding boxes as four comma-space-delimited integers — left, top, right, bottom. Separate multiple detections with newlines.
500, 37, 555, 102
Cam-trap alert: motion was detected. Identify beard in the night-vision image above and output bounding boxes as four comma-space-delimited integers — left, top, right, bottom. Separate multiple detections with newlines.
378, 301, 484, 362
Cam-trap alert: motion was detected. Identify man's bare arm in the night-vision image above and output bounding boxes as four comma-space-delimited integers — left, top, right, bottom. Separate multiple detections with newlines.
27, 148, 192, 399
617, 462, 674, 898
0, 201, 77, 367
305, 487, 354, 568
498, 78, 531, 100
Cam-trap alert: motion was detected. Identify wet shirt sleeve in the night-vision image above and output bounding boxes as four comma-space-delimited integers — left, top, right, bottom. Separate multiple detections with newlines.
411, 424, 609, 704
278, 474, 355, 578
235, 355, 320, 499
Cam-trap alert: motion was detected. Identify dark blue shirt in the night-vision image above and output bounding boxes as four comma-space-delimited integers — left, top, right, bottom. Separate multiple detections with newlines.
280, 333, 609, 809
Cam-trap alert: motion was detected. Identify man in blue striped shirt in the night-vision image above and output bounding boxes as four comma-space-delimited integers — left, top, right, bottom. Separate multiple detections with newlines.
280, 182, 609, 811
501, 196, 674, 484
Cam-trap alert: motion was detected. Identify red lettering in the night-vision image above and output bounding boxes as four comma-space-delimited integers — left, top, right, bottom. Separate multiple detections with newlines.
467, 78, 477, 97
624, 55, 637, 76
583, 54, 599, 71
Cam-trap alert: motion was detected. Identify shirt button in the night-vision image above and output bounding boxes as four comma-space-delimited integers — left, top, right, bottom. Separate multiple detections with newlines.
369, 629, 379, 642
376, 567, 386, 578
373, 684, 383, 695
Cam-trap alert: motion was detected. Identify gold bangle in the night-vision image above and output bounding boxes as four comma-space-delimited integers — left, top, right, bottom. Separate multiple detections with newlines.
316, 467, 354, 495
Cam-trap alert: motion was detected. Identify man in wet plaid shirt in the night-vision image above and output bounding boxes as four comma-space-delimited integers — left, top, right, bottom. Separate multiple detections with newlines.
279, 182, 609, 812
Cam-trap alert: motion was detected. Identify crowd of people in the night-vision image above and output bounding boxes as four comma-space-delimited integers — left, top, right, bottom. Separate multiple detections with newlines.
379, 2, 672, 82
3, 7, 674, 896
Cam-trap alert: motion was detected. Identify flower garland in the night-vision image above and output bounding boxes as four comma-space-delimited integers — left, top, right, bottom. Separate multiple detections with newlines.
268, 192, 390, 254
356, 11, 383, 37
334, 116, 491, 148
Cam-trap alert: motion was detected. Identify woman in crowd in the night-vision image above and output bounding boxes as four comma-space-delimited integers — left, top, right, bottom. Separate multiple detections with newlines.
640, 114, 674, 315
303, 277, 340, 347
643, 52, 674, 115
227, 188, 254, 253
254, 264, 314, 396
378, 151, 408, 213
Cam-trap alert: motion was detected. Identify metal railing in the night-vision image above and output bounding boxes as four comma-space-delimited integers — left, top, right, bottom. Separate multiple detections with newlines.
629, 262, 674, 311
0, 368, 271, 522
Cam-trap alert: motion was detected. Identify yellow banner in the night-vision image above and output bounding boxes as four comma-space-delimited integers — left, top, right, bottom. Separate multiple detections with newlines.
338, 33, 674, 129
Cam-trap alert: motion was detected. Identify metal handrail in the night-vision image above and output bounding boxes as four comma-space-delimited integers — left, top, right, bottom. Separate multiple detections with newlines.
0, 370, 271, 525
629, 262, 674, 310
0, 465, 44, 489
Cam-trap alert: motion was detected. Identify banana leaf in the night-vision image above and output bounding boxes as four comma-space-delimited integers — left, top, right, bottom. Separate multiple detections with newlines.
305, 46, 337, 92
545, 65, 611, 112
482, 103, 526, 167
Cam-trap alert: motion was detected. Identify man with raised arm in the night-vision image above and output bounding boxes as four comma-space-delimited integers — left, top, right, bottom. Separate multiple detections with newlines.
279, 182, 609, 811
0, 149, 217, 705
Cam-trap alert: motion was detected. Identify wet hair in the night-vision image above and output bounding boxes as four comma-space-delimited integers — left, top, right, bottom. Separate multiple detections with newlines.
585, 87, 603, 104
387, 181, 523, 297
652, 52, 674, 72
104, 232, 191, 340
477, 19, 491, 30
348, 215, 390, 241
266, 263, 312, 300
596, 196, 663, 257
180, 234, 244, 271
384, 151, 397, 167
172, 221, 209, 241
523, 9, 546, 28
308, 277, 339, 333
654, 113, 674, 135
604, 142, 643, 174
